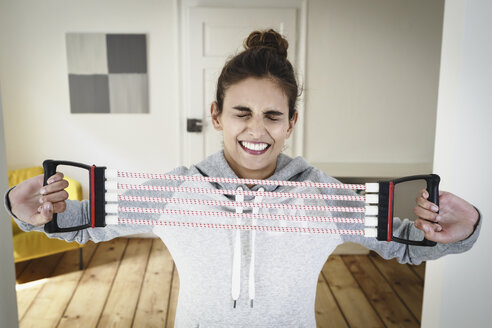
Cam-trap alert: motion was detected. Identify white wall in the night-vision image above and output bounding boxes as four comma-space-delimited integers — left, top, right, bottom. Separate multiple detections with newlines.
0, 0, 180, 187
305, 0, 444, 167
0, 90, 19, 327
0, 0, 445, 181
422, 0, 492, 326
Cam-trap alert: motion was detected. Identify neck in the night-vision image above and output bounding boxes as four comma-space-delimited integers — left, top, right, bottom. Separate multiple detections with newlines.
236, 166, 275, 181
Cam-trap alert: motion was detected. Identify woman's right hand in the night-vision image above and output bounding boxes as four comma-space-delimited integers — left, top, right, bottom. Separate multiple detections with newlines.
8, 172, 69, 226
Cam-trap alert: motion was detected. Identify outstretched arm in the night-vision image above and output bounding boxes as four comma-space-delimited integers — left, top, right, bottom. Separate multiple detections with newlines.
313, 169, 482, 264
6, 171, 152, 243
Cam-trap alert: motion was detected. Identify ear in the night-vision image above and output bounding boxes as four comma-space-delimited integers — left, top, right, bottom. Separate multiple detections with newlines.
286, 111, 298, 138
210, 101, 223, 131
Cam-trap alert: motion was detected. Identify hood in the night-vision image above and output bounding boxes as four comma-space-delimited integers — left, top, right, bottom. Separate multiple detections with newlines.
194, 151, 313, 192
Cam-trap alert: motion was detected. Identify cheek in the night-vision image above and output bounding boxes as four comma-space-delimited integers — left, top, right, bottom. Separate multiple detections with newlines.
221, 119, 244, 141
269, 123, 291, 141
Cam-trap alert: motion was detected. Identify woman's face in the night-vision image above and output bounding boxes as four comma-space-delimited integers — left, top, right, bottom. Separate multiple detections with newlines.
211, 77, 297, 179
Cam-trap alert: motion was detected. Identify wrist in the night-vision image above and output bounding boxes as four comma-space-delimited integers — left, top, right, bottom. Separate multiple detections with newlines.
5, 187, 19, 219
461, 206, 481, 242
471, 206, 481, 232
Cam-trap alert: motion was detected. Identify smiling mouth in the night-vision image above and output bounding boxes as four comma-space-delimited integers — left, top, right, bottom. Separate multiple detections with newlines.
239, 141, 271, 155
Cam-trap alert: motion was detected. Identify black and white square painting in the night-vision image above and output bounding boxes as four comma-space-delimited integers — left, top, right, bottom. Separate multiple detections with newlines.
66, 33, 149, 113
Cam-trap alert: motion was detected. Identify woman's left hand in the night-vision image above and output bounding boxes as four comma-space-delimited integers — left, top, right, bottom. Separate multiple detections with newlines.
413, 189, 480, 244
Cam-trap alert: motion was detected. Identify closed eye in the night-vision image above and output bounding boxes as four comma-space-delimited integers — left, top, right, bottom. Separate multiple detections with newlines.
233, 106, 252, 118
232, 106, 285, 121
264, 110, 283, 121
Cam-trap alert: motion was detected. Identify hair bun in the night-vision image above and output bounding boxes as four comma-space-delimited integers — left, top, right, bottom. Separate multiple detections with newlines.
244, 29, 288, 58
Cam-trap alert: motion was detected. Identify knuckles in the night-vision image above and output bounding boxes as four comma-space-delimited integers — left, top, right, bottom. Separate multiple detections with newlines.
59, 202, 67, 212
53, 201, 67, 213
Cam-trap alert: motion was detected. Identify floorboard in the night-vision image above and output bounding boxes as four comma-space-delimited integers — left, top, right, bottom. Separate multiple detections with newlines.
20, 243, 97, 328
166, 265, 180, 328
343, 255, 419, 327
408, 262, 426, 282
315, 273, 348, 328
133, 239, 175, 328
57, 238, 128, 328
16, 253, 64, 320
369, 252, 424, 321
322, 256, 384, 328
98, 238, 152, 328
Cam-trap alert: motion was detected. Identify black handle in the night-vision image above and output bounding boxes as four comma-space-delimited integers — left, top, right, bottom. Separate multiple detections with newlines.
43, 160, 94, 233
390, 174, 440, 246
43, 160, 58, 233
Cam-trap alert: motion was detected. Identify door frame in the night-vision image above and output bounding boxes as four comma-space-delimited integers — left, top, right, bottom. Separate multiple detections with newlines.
177, 0, 307, 165
0, 87, 19, 327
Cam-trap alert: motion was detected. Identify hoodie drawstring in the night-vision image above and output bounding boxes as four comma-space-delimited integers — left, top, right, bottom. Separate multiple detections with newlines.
232, 186, 264, 308
249, 187, 264, 308
232, 187, 244, 308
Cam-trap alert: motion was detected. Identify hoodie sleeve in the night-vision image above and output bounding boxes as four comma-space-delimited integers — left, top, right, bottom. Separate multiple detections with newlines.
346, 215, 481, 265
313, 169, 482, 265
5, 166, 192, 244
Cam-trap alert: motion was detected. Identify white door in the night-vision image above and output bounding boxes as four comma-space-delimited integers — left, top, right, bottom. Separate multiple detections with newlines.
181, 6, 299, 166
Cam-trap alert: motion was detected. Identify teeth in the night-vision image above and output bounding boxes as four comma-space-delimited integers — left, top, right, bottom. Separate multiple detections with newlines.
241, 141, 269, 151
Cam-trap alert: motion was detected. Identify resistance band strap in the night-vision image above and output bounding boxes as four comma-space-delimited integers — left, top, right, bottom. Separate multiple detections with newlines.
106, 206, 366, 224
111, 194, 370, 213
114, 183, 372, 202
113, 170, 367, 190
107, 217, 372, 236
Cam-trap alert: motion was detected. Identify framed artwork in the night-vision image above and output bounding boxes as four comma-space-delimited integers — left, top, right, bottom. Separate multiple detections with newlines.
66, 33, 149, 113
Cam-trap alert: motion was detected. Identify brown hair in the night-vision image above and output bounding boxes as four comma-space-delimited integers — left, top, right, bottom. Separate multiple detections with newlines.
215, 29, 299, 120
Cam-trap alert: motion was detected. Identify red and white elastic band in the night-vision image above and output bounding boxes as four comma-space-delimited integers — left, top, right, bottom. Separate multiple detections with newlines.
111, 218, 366, 236
115, 170, 368, 190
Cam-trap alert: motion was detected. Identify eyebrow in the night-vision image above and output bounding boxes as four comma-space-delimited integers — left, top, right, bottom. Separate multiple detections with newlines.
264, 110, 284, 116
232, 106, 284, 116
233, 106, 251, 112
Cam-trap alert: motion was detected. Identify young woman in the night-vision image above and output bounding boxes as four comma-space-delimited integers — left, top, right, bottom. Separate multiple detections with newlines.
6, 30, 480, 327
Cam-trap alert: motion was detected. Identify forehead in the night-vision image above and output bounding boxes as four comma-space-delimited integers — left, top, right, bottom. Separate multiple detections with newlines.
223, 77, 288, 111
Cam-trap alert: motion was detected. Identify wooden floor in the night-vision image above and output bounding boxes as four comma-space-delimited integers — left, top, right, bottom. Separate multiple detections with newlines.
15, 238, 425, 328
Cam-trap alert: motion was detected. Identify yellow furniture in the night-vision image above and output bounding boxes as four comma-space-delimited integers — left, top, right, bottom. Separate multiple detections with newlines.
9, 166, 84, 264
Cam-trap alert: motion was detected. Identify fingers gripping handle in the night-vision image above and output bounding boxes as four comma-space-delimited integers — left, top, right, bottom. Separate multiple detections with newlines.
420, 174, 440, 247
43, 160, 106, 233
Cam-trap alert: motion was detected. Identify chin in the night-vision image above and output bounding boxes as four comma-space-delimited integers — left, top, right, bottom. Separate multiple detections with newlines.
239, 155, 276, 171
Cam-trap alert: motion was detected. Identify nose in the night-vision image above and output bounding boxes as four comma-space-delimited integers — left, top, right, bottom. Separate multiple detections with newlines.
246, 116, 266, 138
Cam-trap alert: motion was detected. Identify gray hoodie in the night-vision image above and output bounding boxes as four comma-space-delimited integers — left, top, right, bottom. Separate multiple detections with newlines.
7, 151, 480, 327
